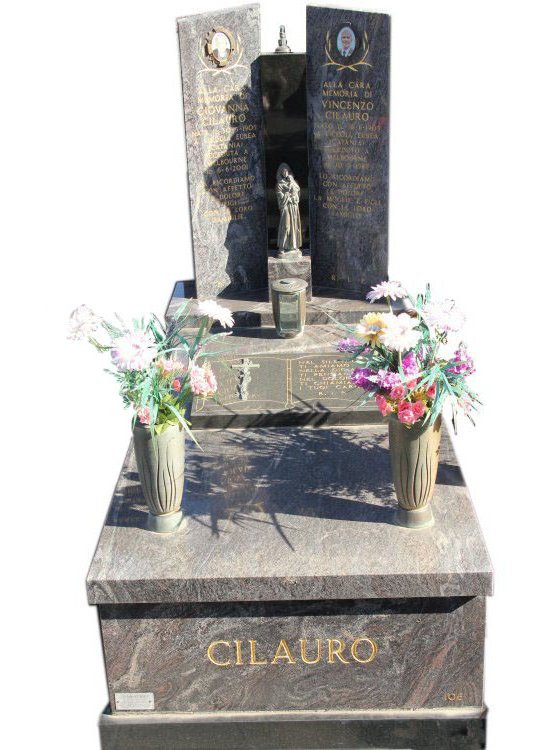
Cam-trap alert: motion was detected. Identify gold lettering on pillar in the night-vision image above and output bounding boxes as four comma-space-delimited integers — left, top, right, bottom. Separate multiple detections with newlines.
300, 638, 322, 664
207, 641, 231, 667
272, 639, 296, 664
328, 639, 350, 664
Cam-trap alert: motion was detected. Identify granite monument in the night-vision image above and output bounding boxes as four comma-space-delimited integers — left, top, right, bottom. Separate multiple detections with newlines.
307, 6, 390, 293
177, 5, 267, 298
88, 7, 492, 750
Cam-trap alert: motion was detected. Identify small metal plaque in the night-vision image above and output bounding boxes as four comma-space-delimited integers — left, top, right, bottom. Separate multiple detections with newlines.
114, 692, 155, 711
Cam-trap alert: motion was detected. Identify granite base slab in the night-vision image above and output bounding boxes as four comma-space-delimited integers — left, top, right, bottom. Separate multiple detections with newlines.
99, 706, 487, 750
166, 281, 388, 327
268, 255, 312, 301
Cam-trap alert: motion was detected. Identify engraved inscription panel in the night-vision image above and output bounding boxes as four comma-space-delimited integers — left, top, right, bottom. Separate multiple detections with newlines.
100, 598, 485, 714
307, 7, 390, 292
177, 6, 267, 298
194, 354, 366, 415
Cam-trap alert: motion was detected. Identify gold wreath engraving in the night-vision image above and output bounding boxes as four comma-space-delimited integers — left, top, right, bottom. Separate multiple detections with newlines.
197, 30, 247, 77
323, 29, 372, 72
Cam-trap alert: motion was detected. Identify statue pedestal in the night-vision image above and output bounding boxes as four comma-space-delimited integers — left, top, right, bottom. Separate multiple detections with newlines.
268, 254, 312, 301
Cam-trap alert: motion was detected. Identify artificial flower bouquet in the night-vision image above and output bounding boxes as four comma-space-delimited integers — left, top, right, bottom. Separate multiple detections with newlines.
338, 281, 479, 431
69, 298, 234, 436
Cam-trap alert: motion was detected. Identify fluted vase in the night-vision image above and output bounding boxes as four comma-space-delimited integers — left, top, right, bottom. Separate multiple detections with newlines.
388, 414, 442, 529
133, 422, 185, 533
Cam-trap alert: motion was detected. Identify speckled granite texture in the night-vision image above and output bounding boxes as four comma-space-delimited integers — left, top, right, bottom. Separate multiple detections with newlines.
177, 6, 267, 299
87, 424, 492, 605
100, 597, 485, 713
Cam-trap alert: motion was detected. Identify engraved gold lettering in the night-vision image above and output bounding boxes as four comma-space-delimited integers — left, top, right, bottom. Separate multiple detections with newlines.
351, 637, 378, 664
234, 639, 244, 665
300, 638, 322, 664
328, 639, 349, 664
207, 640, 231, 667
249, 639, 268, 665
445, 692, 463, 702
272, 639, 296, 664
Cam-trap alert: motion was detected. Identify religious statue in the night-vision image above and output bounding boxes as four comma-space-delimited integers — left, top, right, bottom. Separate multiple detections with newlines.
276, 163, 302, 258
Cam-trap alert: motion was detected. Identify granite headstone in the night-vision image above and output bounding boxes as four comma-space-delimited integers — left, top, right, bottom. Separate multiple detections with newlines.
177, 5, 267, 299
306, 6, 390, 293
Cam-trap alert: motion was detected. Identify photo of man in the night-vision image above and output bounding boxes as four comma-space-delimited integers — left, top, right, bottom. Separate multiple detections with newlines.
337, 26, 356, 57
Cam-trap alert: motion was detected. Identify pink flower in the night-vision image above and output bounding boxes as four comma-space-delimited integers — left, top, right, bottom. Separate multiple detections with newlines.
397, 400, 419, 425
137, 407, 151, 425
376, 370, 402, 391
204, 368, 218, 394
190, 365, 218, 398
110, 329, 157, 372
171, 378, 181, 392
412, 400, 426, 419
449, 347, 475, 376
426, 384, 436, 399
401, 352, 419, 376
406, 378, 419, 390
389, 384, 406, 401
375, 394, 393, 416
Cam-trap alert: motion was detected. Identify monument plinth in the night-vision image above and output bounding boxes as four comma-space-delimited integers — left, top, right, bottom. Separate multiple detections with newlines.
89, 422, 491, 748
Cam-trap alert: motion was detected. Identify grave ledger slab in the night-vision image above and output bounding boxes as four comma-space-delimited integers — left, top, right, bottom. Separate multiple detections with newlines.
88, 423, 492, 749
177, 5, 267, 299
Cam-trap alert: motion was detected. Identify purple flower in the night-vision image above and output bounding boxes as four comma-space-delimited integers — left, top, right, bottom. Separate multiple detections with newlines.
401, 352, 419, 376
337, 337, 361, 353
351, 367, 377, 391
376, 369, 402, 390
448, 347, 475, 376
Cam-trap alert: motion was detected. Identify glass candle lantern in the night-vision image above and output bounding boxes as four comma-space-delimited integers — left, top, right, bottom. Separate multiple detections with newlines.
271, 278, 308, 338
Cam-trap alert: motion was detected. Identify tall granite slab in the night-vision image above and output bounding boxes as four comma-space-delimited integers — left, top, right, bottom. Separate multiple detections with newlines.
177, 5, 267, 298
306, 7, 390, 293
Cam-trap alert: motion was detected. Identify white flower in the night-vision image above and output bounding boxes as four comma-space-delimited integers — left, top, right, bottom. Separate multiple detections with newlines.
67, 305, 101, 341
197, 300, 234, 328
380, 313, 421, 352
110, 329, 158, 372
422, 299, 465, 333
366, 281, 407, 303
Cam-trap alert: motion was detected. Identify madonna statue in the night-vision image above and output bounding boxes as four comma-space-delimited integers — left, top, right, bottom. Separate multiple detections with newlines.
276, 163, 302, 257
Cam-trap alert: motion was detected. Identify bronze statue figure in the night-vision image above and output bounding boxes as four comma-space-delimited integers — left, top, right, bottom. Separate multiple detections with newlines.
276, 163, 302, 257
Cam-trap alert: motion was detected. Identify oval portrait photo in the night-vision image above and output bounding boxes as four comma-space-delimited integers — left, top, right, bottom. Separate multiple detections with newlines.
211, 30, 231, 63
337, 26, 356, 58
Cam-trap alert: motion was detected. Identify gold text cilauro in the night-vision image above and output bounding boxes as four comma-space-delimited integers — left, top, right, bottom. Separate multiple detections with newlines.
206, 637, 378, 667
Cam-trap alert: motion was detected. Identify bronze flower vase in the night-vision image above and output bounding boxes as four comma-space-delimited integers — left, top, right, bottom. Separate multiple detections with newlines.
132, 423, 185, 533
388, 414, 442, 529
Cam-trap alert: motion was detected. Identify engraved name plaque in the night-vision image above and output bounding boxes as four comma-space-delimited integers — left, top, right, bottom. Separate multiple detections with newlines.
177, 5, 267, 298
114, 692, 155, 711
307, 6, 390, 293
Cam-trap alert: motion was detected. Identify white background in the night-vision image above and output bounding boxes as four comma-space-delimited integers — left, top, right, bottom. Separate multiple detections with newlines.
1, 1, 538, 747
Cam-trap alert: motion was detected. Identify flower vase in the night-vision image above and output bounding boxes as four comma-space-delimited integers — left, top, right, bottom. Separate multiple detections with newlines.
388, 414, 442, 529
132, 423, 185, 533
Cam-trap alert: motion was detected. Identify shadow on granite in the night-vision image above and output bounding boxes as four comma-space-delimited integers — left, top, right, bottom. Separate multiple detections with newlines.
110, 428, 465, 540
101, 596, 472, 620
182, 428, 396, 546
